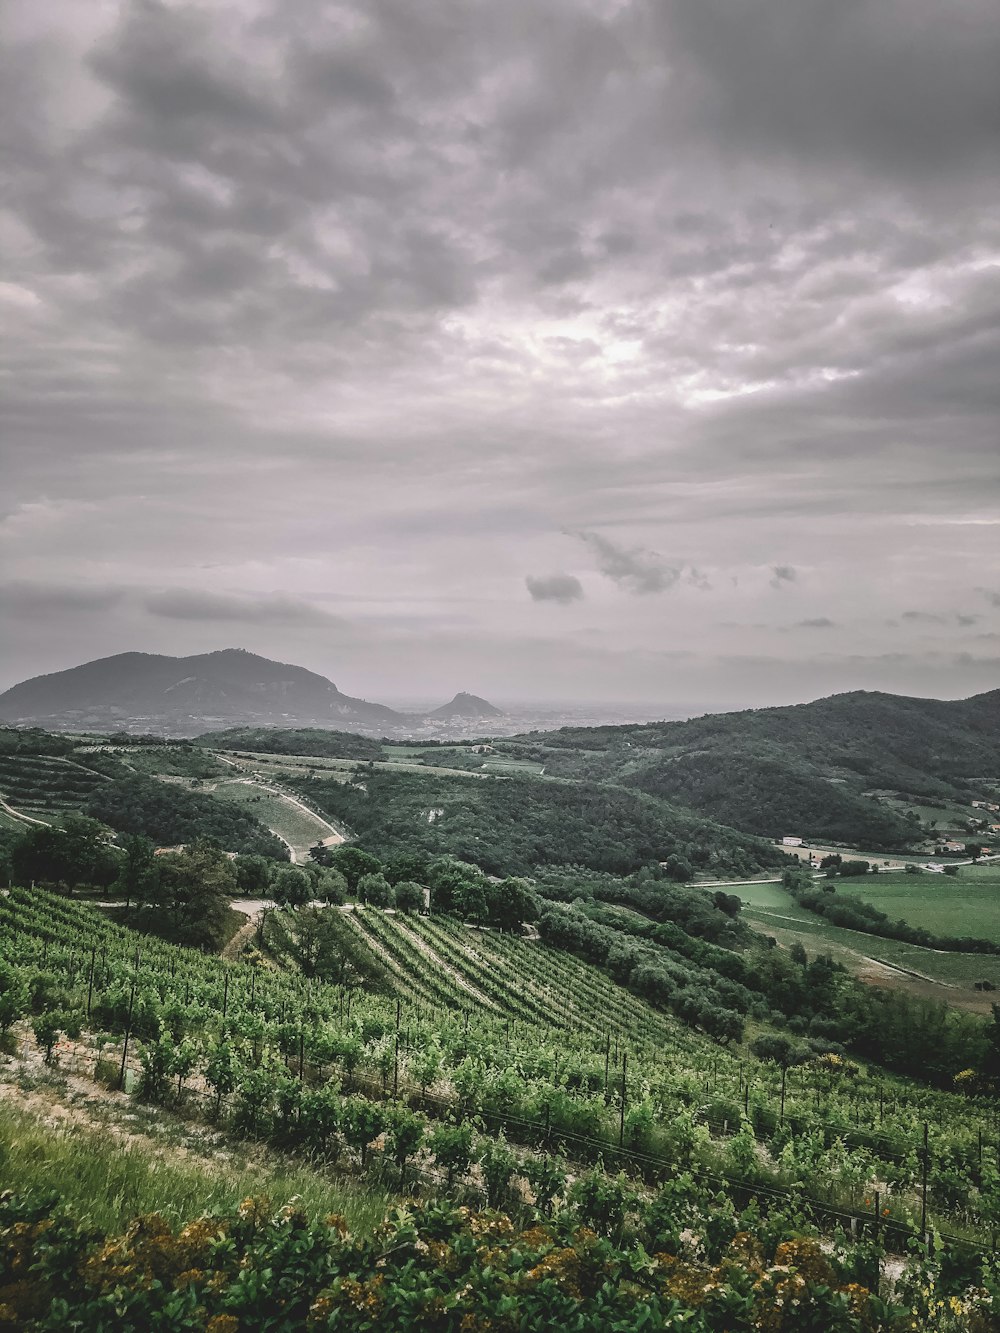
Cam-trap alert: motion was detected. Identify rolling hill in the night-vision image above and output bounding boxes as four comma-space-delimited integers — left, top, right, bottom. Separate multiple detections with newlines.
500, 687, 1000, 849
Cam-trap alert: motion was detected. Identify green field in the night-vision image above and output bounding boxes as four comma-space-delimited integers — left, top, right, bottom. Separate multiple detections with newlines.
735, 879, 1000, 1011
233, 748, 483, 780
835, 863, 1000, 942
208, 778, 344, 861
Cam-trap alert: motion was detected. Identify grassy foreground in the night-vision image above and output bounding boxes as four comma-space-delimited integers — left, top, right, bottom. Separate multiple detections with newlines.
0, 1094, 388, 1237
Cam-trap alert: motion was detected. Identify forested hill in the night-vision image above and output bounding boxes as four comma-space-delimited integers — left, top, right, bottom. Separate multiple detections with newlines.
500, 688, 1000, 849
292, 768, 784, 879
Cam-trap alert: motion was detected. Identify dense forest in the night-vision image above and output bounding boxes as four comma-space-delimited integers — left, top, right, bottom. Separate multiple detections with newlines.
292, 768, 785, 879
495, 688, 1000, 848
625, 745, 917, 847
193, 726, 384, 761
85, 774, 288, 859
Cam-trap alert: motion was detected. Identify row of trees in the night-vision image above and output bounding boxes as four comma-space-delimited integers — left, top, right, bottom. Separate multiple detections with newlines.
312, 844, 541, 932
783, 866, 1000, 955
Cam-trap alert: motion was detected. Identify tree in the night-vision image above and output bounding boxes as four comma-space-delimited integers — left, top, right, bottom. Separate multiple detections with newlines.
310, 866, 347, 904
426, 857, 481, 914
148, 840, 237, 950
454, 878, 488, 925
287, 907, 349, 980
712, 891, 742, 919
358, 872, 393, 907
273, 867, 311, 908
329, 846, 382, 891
384, 852, 430, 886
234, 853, 272, 895
839, 859, 871, 877
114, 833, 157, 910
394, 881, 425, 914
486, 877, 540, 932
11, 816, 117, 892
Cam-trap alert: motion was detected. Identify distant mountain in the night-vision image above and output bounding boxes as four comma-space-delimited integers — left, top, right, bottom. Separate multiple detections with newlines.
0, 650, 506, 739
503, 688, 1000, 850
0, 650, 408, 736
426, 692, 503, 722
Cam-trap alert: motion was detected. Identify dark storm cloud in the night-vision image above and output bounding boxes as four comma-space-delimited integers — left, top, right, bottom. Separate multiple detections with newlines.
770, 567, 797, 590
580, 532, 682, 596
144, 589, 336, 625
525, 574, 584, 605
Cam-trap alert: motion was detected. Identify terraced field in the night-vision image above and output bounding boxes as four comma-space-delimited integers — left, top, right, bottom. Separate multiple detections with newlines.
0, 752, 109, 823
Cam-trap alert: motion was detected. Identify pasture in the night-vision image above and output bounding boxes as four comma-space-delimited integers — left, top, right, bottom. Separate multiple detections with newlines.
835, 863, 1000, 943
737, 880, 1000, 1013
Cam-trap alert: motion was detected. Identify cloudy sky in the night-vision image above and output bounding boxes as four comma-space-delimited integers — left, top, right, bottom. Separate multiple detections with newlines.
2, 0, 999, 708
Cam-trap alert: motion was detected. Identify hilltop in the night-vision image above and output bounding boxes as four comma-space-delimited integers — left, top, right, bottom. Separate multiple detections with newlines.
500, 687, 1000, 849
425, 691, 503, 721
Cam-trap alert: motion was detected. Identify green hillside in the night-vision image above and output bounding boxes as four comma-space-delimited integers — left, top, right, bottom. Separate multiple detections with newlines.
193, 725, 384, 761
498, 688, 1000, 849
292, 766, 784, 878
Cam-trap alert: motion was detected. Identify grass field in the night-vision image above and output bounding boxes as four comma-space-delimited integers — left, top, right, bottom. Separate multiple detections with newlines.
736, 880, 1000, 1012
0, 1085, 387, 1236
208, 779, 343, 861
230, 749, 484, 781
481, 756, 545, 775
835, 863, 1000, 942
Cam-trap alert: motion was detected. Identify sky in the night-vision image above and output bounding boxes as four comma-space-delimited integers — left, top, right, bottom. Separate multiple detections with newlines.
2, 0, 999, 708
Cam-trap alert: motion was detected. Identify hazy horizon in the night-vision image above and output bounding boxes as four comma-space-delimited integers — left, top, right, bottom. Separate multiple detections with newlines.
2, 1, 998, 707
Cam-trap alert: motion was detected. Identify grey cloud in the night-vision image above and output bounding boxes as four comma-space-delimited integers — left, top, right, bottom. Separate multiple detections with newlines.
901, 611, 947, 624
143, 589, 336, 625
580, 532, 682, 596
978, 589, 1000, 608
0, 582, 125, 616
1, 0, 998, 706
525, 574, 584, 605
770, 566, 797, 589
796, 618, 836, 629
662, 0, 1000, 181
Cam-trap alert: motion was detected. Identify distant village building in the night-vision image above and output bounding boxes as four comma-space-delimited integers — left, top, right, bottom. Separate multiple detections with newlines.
781, 836, 804, 847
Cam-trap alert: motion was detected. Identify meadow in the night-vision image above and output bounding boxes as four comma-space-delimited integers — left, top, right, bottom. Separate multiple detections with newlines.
736, 879, 1000, 1011
834, 864, 1000, 942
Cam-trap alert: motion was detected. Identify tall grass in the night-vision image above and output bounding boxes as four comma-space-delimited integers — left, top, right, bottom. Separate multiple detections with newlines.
0, 1097, 389, 1236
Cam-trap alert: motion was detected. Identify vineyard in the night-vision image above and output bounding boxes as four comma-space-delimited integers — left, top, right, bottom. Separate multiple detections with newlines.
3, 888, 1000, 1241
4, 883, 1000, 1324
